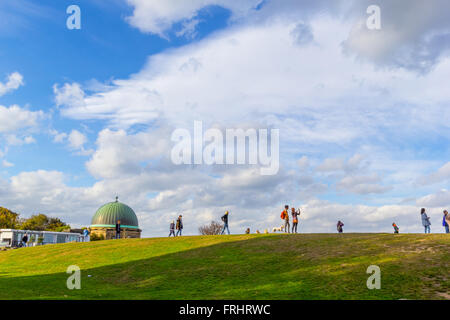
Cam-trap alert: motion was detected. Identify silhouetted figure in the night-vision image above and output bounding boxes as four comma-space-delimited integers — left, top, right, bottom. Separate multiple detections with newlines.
115, 220, 121, 239
176, 215, 183, 236
221, 211, 230, 235
21, 234, 28, 247
337, 221, 344, 233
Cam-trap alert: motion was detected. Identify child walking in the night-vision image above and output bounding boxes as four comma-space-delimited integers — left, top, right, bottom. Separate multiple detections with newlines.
169, 220, 176, 237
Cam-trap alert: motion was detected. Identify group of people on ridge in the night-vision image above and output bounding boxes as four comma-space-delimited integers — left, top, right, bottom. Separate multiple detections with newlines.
168, 212, 231, 237
420, 208, 450, 234
391, 208, 450, 234
164, 206, 450, 237
169, 215, 184, 237
280, 205, 301, 233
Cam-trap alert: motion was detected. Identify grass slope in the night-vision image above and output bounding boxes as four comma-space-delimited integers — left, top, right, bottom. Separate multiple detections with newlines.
0, 233, 448, 300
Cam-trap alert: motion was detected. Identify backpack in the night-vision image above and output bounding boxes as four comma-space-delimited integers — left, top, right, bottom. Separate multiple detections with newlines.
280, 211, 286, 219
221, 215, 226, 222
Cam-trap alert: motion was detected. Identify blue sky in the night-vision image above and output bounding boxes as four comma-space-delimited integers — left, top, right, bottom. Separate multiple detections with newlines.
1, 0, 450, 236
0, 0, 230, 185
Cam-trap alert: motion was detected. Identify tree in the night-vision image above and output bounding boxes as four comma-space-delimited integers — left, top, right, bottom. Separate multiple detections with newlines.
19, 214, 70, 231
198, 221, 223, 235
19, 214, 47, 231
0, 207, 20, 229
46, 217, 70, 232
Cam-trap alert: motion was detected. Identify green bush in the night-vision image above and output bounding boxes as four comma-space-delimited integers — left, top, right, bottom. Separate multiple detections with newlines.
90, 233, 105, 241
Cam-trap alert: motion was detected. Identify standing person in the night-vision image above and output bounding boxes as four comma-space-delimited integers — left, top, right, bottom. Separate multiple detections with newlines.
169, 220, 176, 237
221, 211, 230, 235
281, 205, 290, 233
22, 233, 28, 247
421, 208, 431, 234
392, 223, 399, 234
291, 207, 299, 233
337, 221, 344, 233
443, 210, 450, 234
115, 220, 121, 239
176, 215, 183, 236
83, 228, 90, 242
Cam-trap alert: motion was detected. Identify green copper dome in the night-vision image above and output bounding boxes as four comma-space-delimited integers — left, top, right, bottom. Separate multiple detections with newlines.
91, 198, 139, 229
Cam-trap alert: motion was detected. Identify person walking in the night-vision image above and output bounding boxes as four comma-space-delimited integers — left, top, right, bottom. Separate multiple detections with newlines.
176, 215, 183, 236
443, 210, 450, 234
115, 220, 121, 239
22, 234, 28, 247
337, 220, 344, 233
221, 211, 230, 235
281, 205, 290, 233
291, 207, 299, 233
169, 220, 176, 237
392, 223, 399, 234
83, 228, 90, 242
421, 208, 431, 234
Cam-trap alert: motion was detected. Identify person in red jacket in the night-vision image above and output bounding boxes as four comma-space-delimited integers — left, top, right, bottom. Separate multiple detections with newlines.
281, 205, 290, 233
392, 223, 399, 234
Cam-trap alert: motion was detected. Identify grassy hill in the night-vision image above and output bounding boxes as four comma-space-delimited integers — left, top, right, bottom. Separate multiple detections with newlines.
0, 233, 448, 300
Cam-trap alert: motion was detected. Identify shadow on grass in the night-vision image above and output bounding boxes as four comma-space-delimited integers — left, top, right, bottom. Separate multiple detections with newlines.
0, 234, 448, 300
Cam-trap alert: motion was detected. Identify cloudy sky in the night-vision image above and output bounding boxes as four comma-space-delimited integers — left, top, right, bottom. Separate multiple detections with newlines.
1, 0, 450, 236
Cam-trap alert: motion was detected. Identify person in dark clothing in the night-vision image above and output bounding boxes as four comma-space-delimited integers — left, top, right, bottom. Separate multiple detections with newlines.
176, 215, 183, 236
115, 220, 121, 239
392, 223, 399, 234
291, 207, 300, 233
221, 211, 230, 235
337, 221, 344, 233
169, 220, 176, 237
22, 234, 29, 247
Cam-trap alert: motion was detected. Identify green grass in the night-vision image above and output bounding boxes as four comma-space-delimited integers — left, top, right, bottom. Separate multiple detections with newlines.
0, 233, 448, 300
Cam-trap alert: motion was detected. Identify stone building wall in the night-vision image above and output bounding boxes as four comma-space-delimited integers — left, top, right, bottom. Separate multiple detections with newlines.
90, 227, 141, 240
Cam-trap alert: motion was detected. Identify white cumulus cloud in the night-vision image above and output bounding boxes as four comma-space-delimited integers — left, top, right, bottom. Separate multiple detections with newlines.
125, 0, 262, 37
0, 72, 23, 96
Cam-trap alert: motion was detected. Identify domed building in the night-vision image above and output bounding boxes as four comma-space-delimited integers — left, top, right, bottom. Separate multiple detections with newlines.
90, 197, 141, 239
